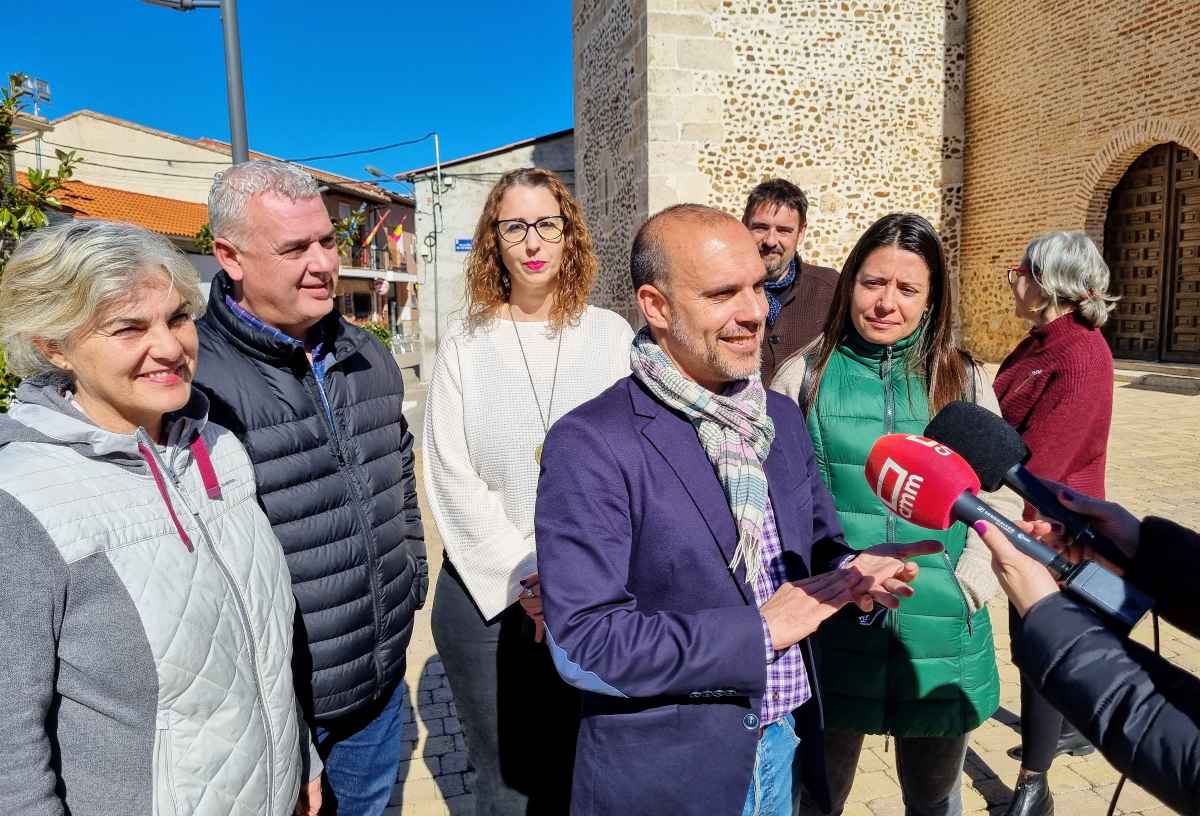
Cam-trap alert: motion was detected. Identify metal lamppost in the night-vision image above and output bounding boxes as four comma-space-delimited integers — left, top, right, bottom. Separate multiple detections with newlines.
142, 0, 249, 163
366, 132, 446, 346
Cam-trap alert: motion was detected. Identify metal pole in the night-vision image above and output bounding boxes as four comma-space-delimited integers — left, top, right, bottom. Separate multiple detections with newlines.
32, 98, 43, 172
433, 132, 444, 209
431, 134, 442, 346
219, 0, 249, 163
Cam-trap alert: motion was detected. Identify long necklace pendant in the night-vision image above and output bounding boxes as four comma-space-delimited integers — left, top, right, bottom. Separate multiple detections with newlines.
534, 442, 543, 464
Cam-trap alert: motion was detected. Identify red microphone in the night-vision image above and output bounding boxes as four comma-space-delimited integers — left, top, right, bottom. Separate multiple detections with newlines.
865, 434, 980, 530
864, 434, 1152, 631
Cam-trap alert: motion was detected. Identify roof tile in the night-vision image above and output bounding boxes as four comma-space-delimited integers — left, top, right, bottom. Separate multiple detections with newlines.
17, 172, 208, 240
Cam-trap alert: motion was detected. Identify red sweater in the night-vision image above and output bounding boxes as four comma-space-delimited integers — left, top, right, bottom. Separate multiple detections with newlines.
994, 312, 1114, 502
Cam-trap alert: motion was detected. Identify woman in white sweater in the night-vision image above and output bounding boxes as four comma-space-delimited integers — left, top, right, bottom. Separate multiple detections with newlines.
423, 168, 633, 814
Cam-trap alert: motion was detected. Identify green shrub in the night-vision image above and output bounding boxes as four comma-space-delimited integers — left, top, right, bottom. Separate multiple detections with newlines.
0, 347, 18, 412
1, 74, 82, 412
360, 321, 392, 347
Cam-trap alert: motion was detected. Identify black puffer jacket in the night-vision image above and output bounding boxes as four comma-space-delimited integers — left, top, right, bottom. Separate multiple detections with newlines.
195, 273, 427, 721
1015, 516, 1200, 815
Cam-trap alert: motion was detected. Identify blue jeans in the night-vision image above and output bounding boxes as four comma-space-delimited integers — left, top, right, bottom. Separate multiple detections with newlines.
315, 679, 407, 816
742, 714, 801, 816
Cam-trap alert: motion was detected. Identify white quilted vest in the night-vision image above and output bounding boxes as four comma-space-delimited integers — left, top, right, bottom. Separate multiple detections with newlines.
0, 411, 304, 816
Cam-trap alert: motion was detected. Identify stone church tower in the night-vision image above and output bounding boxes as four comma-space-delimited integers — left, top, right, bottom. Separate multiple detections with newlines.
576, 2, 1200, 365
574, 0, 965, 332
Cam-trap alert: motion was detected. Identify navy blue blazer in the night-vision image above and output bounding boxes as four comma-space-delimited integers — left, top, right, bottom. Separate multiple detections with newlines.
535, 375, 852, 815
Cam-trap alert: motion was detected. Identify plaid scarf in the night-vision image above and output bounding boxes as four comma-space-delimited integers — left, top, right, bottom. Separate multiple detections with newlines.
630, 327, 776, 582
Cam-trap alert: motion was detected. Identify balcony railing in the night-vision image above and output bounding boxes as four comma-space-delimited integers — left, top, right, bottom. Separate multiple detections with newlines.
341, 245, 400, 272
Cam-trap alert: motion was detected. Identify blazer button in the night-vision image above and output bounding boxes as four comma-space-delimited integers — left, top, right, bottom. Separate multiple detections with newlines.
743, 713, 760, 730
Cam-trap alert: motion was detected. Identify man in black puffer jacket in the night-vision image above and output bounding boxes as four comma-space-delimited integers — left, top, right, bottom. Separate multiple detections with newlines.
195, 160, 426, 816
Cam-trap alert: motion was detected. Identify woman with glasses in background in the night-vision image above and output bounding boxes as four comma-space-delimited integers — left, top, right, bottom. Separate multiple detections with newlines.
995, 231, 1118, 816
422, 168, 633, 814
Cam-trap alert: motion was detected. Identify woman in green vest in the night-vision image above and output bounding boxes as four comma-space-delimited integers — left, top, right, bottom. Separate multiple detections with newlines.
773, 213, 1004, 816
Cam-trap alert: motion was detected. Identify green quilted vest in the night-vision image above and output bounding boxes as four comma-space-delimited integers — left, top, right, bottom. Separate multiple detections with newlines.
805, 330, 1000, 737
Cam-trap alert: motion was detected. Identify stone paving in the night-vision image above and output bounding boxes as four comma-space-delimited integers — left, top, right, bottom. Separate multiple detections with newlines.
385, 378, 1200, 815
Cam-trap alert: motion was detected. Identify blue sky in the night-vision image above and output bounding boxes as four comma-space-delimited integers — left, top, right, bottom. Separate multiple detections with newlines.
5, 1, 574, 189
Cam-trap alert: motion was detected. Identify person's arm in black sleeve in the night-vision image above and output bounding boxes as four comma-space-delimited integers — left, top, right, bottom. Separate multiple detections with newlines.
1016, 592, 1200, 816
1129, 516, 1200, 637
397, 414, 428, 608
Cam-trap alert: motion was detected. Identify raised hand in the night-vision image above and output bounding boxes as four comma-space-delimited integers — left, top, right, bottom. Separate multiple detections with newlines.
760, 569, 874, 650
972, 520, 1059, 617
1037, 483, 1140, 575
846, 539, 944, 612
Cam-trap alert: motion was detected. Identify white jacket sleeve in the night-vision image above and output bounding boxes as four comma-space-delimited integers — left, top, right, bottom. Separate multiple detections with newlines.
768, 349, 810, 405
422, 338, 537, 620
609, 314, 635, 381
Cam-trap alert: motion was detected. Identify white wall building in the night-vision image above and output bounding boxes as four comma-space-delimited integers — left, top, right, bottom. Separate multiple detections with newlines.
14, 110, 418, 330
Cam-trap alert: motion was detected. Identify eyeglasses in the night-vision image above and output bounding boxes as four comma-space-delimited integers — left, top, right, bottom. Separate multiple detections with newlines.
1006, 265, 1034, 285
495, 216, 567, 244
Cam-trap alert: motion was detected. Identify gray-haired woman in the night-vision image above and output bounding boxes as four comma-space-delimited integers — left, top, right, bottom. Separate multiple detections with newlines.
0, 220, 322, 815
994, 230, 1117, 816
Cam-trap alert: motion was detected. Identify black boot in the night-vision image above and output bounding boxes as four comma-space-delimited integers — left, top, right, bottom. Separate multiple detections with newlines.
1007, 724, 1095, 762
1003, 771, 1054, 816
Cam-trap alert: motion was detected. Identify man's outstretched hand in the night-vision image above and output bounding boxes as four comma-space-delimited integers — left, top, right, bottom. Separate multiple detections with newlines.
761, 569, 874, 650
845, 540, 944, 613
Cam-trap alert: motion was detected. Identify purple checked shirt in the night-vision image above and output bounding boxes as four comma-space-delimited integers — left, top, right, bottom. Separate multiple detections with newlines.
755, 497, 813, 725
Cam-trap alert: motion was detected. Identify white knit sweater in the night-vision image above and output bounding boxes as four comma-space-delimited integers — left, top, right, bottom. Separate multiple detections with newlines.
423, 306, 634, 620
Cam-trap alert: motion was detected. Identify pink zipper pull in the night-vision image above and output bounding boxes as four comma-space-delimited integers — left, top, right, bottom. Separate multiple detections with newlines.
190, 437, 222, 500
138, 442, 194, 553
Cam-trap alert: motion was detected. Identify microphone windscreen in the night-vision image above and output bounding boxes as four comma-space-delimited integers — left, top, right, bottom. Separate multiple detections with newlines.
924, 401, 1028, 492
865, 434, 981, 531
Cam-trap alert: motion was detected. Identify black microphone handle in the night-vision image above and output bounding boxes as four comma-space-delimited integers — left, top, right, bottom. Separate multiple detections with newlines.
1003, 465, 1133, 570
950, 492, 1076, 579
951, 491, 1154, 632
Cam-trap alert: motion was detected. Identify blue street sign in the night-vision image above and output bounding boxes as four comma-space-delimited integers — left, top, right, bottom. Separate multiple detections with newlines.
455, 238, 473, 252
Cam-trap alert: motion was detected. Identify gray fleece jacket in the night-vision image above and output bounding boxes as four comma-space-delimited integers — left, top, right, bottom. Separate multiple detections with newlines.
0, 379, 319, 815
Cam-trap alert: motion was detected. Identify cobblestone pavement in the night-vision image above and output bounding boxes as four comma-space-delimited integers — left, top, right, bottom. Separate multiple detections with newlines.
386, 379, 1200, 815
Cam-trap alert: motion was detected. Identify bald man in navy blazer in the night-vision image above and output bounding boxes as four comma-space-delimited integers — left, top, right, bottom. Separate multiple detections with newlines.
535, 205, 937, 815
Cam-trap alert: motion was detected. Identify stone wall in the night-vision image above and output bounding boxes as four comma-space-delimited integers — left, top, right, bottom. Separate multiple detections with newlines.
574, 0, 648, 327
960, 1, 1200, 361
575, 0, 961, 329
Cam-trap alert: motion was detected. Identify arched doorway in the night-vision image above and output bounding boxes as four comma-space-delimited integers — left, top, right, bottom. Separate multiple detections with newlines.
1103, 142, 1200, 362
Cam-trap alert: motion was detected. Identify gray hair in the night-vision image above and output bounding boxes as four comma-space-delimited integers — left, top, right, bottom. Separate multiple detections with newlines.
0, 220, 204, 378
1022, 230, 1118, 328
207, 159, 321, 245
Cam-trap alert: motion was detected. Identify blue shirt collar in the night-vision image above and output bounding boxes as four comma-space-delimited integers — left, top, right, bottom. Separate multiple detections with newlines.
223, 294, 336, 372
224, 295, 305, 348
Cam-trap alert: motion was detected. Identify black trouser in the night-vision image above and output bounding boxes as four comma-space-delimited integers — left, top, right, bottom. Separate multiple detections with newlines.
430, 561, 580, 815
1009, 603, 1064, 772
